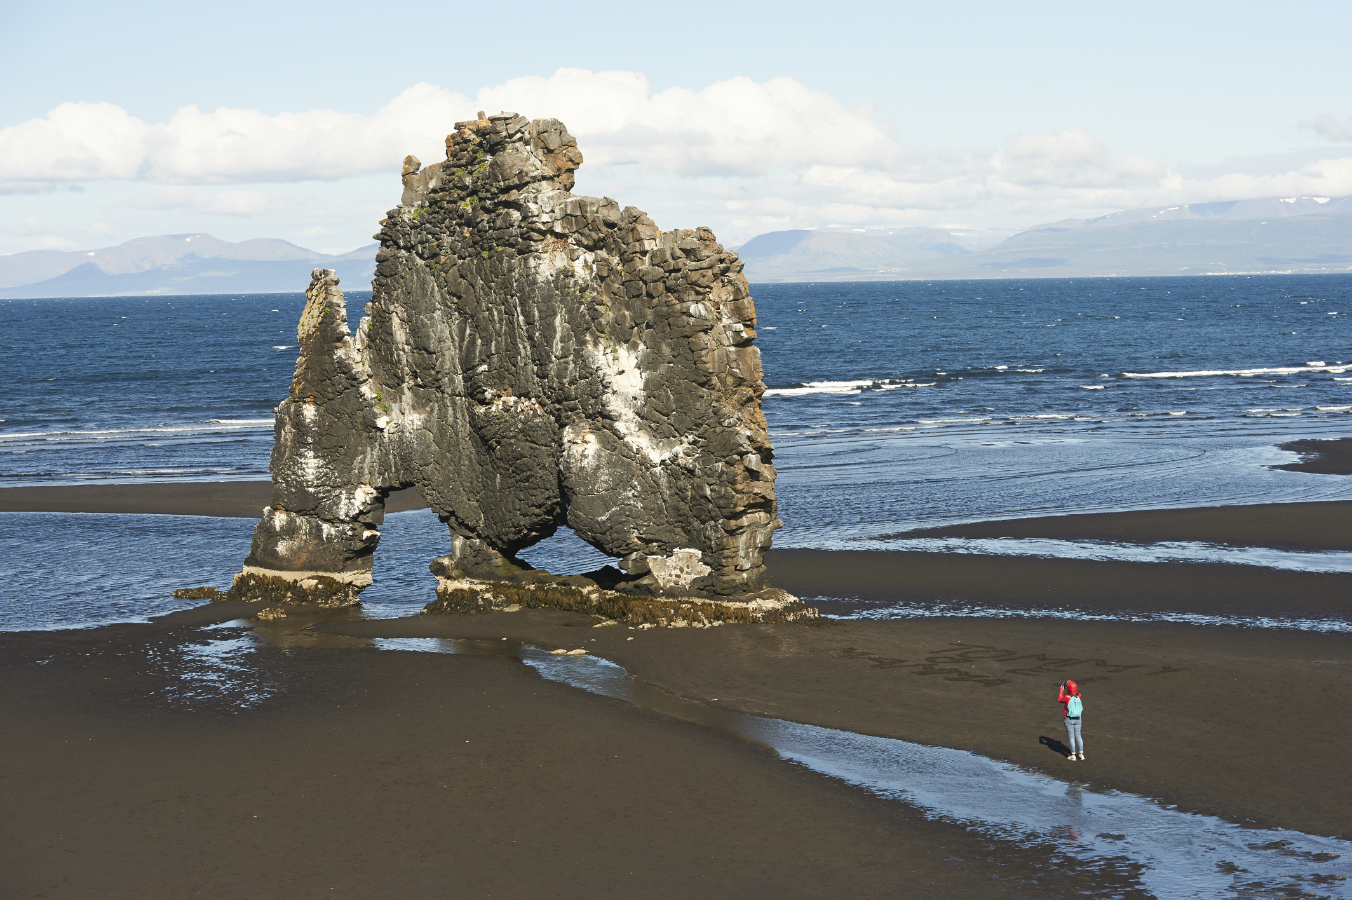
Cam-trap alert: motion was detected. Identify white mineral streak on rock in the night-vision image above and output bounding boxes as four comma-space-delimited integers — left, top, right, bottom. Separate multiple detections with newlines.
591, 340, 689, 465
484, 392, 544, 415
336, 483, 378, 520
296, 447, 325, 483
646, 548, 712, 590
335, 329, 365, 372
527, 236, 590, 279
560, 419, 639, 521
561, 422, 603, 465
388, 304, 411, 361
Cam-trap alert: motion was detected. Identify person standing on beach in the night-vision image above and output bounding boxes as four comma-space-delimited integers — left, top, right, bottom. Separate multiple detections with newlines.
1058, 680, 1085, 761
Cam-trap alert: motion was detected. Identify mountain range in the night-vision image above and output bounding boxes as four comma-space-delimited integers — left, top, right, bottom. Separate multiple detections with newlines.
736, 196, 1352, 281
3, 194, 1352, 297
0, 234, 376, 299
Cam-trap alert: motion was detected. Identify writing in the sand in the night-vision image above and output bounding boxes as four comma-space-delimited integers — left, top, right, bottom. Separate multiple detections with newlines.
839, 643, 1186, 688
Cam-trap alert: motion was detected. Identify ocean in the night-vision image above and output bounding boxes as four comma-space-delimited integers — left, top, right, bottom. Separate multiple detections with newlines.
2, 275, 1351, 629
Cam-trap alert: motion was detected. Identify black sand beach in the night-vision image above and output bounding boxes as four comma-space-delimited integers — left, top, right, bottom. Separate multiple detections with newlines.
2, 484, 1350, 897
878, 499, 1352, 551
1273, 437, 1352, 476
1, 609, 1150, 899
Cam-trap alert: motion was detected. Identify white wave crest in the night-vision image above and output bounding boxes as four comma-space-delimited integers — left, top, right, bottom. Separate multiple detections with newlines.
914, 417, 991, 425
847, 536, 1352, 574
836, 601, 1352, 633
764, 379, 931, 397
0, 419, 275, 443
1123, 363, 1350, 379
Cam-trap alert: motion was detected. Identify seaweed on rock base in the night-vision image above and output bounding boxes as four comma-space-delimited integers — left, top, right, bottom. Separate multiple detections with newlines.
171, 586, 225, 601
224, 571, 363, 608
424, 577, 818, 628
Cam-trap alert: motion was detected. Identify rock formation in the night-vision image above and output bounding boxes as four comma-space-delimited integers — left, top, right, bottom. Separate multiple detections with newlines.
225, 112, 812, 625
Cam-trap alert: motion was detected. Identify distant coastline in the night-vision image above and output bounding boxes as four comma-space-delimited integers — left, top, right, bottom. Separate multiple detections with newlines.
0, 233, 376, 300
736, 195, 1352, 282
5, 193, 1352, 296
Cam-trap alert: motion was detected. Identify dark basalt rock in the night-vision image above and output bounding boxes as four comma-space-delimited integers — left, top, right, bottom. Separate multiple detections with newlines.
224, 112, 813, 625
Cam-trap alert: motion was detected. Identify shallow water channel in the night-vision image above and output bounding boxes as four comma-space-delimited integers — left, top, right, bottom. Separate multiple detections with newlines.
272, 633, 1352, 899
67, 613, 1352, 899
147, 619, 1352, 897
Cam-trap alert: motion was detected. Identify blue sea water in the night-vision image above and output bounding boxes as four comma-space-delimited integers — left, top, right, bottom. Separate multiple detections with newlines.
753, 277, 1352, 538
2, 275, 1351, 630
0, 290, 369, 483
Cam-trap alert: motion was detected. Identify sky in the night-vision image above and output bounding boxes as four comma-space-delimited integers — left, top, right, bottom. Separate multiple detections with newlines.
2, 0, 1351, 256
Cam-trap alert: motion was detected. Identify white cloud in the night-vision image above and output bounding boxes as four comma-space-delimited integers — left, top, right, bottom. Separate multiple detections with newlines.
0, 85, 471, 188
993, 127, 1171, 190
0, 101, 149, 183
2, 69, 1351, 242
681, 126, 1185, 235
125, 186, 309, 216
480, 70, 899, 177
1185, 157, 1352, 203
0, 71, 896, 187
0, 217, 47, 236
1306, 113, 1352, 142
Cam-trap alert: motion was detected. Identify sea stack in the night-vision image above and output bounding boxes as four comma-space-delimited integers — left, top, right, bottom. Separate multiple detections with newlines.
225, 112, 813, 625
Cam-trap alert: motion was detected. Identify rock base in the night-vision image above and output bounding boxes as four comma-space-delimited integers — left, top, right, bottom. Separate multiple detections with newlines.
224, 568, 366, 608
171, 586, 225, 601
424, 577, 817, 628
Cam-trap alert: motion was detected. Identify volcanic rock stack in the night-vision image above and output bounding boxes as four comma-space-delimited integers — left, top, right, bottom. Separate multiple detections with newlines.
224, 112, 812, 625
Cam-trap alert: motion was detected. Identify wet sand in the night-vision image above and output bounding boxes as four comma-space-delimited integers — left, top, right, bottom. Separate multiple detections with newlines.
322, 607, 1352, 841
1273, 437, 1352, 476
2, 601, 1347, 899
768, 548, 1352, 621
878, 499, 1352, 551
2, 484, 1350, 895
0, 609, 1147, 899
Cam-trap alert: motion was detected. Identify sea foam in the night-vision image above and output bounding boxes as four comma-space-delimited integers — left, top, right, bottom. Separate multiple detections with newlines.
1123, 363, 1350, 379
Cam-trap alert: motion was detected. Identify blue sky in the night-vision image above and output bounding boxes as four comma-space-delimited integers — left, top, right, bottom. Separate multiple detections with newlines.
2, 0, 1350, 254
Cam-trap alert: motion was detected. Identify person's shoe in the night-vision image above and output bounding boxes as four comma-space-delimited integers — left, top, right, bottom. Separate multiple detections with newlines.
1077, 752, 1085, 761
1067, 754, 1076, 761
